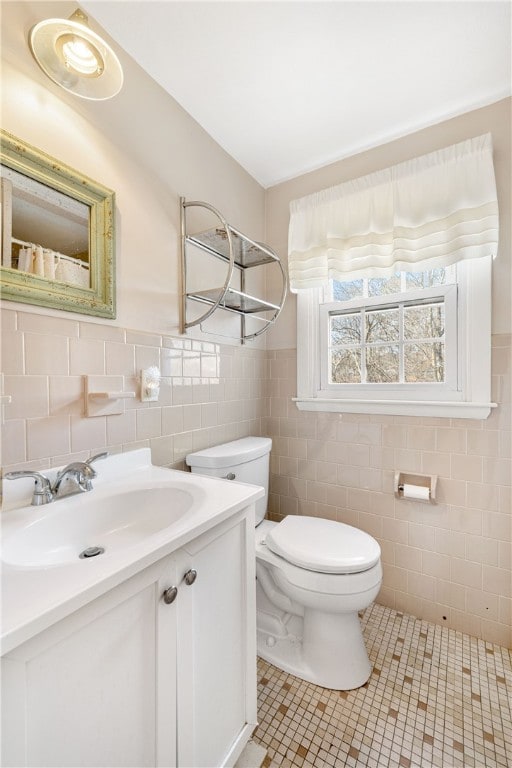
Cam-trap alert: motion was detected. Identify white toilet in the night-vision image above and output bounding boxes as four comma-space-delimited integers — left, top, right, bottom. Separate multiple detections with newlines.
186, 437, 382, 691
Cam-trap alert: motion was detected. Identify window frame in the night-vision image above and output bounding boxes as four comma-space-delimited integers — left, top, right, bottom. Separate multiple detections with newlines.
294, 256, 494, 419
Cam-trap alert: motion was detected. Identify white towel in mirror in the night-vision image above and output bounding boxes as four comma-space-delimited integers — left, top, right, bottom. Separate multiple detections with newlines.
33, 245, 44, 277
43, 249, 56, 280
55, 255, 70, 283
18, 247, 33, 272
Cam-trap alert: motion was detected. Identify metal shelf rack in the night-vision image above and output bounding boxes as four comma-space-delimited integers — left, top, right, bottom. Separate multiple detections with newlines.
180, 198, 287, 343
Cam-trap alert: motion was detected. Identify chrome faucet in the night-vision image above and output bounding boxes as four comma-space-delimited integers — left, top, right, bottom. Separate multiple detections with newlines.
53, 462, 96, 498
52, 452, 109, 498
4, 452, 108, 505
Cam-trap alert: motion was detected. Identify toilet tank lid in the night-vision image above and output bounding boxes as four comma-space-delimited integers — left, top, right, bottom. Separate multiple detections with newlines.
266, 516, 381, 574
186, 437, 272, 469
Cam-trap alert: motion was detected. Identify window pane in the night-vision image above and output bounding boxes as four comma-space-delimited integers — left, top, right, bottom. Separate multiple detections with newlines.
368, 273, 401, 296
366, 308, 399, 343
366, 345, 399, 382
332, 279, 363, 301
331, 349, 361, 383
404, 303, 445, 340
405, 267, 454, 290
404, 342, 445, 382
327, 266, 455, 389
330, 313, 361, 345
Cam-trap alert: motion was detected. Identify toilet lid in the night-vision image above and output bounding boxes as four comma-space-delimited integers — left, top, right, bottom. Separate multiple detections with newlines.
186, 437, 271, 469
265, 516, 381, 574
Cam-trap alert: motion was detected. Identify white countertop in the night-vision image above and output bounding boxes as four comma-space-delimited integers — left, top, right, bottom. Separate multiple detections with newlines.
1, 449, 264, 655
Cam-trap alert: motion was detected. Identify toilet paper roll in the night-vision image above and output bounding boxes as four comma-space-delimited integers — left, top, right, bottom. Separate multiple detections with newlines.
402, 483, 430, 501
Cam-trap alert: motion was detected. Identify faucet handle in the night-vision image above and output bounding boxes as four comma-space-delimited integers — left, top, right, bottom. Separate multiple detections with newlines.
4, 470, 53, 506
56, 462, 96, 479
83, 452, 108, 490
86, 452, 109, 466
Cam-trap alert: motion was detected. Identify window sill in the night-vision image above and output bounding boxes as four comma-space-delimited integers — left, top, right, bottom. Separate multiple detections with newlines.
293, 398, 496, 419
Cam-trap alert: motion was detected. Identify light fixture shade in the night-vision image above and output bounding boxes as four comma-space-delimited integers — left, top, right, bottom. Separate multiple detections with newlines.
29, 13, 123, 100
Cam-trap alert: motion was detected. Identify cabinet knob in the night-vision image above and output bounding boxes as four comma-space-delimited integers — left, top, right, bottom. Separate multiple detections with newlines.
162, 586, 178, 604
183, 569, 197, 586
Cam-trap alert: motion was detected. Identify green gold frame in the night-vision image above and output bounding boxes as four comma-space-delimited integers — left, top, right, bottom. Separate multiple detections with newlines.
0, 130, 115, 318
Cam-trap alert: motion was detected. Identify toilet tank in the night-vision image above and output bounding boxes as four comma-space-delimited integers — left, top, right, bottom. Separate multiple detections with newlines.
186, 437, 272, 525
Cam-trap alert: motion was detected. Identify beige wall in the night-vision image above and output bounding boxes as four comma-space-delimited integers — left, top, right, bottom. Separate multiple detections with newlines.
265, 98, 511, 349
1, 3, 510, 647
1, 3, 268, 472
1, 1, 266, 337
264, 99, 511, 646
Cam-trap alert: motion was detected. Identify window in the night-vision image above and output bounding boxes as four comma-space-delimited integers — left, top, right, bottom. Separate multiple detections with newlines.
295, 256, 493, 419
322, 267, 457, 390
289, 135, 497, 419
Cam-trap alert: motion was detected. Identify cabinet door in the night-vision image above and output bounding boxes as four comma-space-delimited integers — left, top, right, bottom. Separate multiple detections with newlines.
175, 510, 256, 768
2, 556, 177, 768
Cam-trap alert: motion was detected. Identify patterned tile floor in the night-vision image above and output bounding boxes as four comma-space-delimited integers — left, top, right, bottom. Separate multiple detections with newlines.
253, 604, 511, 768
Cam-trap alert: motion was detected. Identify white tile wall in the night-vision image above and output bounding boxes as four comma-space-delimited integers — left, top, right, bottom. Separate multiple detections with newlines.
1, 307, 510, 647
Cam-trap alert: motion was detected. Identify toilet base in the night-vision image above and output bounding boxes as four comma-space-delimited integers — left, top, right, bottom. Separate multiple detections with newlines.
256, 603, 373, 691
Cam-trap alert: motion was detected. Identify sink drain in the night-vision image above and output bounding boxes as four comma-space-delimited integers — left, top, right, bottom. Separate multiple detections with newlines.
79, 546, 105, 559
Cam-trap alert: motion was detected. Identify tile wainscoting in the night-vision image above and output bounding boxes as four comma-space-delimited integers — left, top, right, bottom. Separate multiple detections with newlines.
263, 339, 511, 647
0, 307, 510, 646
0, 308, 268, 472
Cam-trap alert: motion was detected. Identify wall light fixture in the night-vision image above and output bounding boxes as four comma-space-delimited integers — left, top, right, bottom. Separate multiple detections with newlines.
29, 9, 123, 100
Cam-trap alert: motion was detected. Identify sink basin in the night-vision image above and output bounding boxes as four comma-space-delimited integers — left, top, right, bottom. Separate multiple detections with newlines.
2, 485, 198, 568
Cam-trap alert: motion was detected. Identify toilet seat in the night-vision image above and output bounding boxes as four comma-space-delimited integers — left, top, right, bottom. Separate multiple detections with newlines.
265, 516, 380, 574
257, 537, 383, 597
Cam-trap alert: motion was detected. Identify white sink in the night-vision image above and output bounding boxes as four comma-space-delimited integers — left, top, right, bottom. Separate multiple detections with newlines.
1, 448, 265, 655
2, 484, 200, 568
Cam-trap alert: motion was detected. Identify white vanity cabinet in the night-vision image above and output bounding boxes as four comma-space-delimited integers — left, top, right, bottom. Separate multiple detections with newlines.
1, 508, 256, 768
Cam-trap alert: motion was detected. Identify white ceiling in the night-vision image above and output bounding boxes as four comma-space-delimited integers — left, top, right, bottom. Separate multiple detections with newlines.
83, 1, 511, 188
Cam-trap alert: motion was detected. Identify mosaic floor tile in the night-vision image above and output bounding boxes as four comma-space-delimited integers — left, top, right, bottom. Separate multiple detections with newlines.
254, 604, 511, 768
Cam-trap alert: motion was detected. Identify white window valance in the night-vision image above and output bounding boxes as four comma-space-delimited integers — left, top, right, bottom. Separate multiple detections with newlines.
288, 133, 499, 292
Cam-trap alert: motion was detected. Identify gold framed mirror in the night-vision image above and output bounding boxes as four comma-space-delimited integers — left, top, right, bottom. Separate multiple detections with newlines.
0, 130, 115, 318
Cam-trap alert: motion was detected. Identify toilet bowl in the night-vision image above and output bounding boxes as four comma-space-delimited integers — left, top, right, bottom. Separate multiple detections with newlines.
186, 437, 383, 691
256, 517, 382, 689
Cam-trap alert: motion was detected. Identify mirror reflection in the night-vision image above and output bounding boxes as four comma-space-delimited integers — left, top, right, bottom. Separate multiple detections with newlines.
1, 165, 91, 288
0, 130, 115, 318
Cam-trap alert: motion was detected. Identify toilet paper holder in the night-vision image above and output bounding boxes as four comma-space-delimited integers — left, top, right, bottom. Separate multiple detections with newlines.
394, 472, 437, 503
